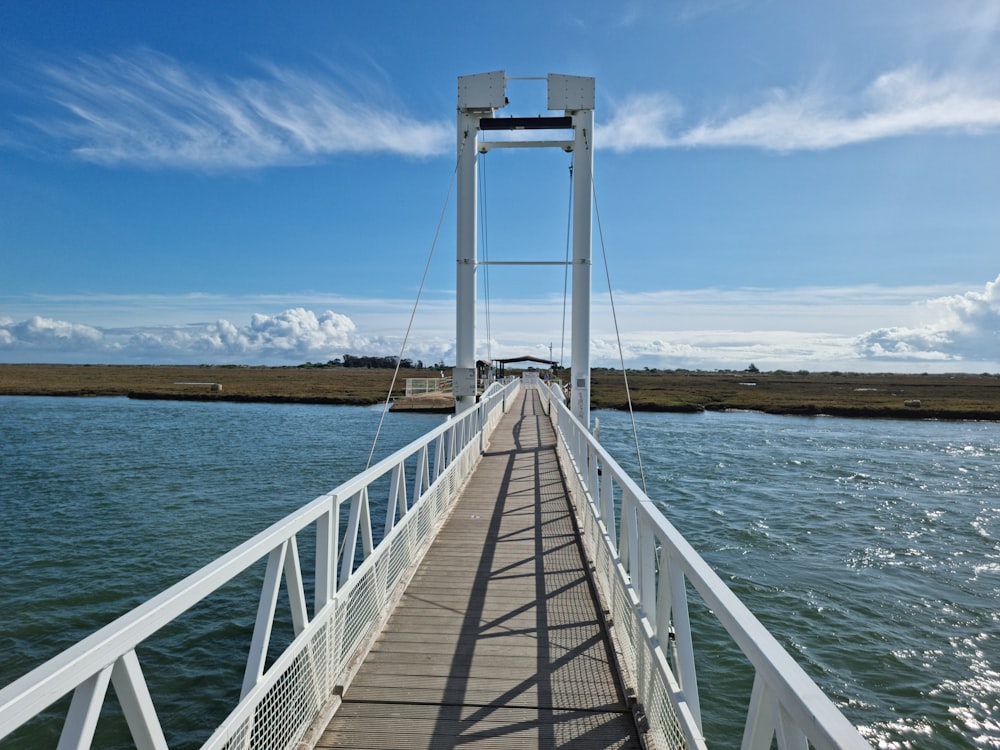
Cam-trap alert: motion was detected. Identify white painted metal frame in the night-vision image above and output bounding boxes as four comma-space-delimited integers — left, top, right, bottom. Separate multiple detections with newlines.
455, 71, 593, 426
534, 382, 874, 750
0, 379, 520, 750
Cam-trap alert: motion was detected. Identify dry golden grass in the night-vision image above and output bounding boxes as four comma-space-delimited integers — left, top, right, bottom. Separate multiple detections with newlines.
3, 364, 999, 419
587, 368, 1000, 419
0, 364, 433, 404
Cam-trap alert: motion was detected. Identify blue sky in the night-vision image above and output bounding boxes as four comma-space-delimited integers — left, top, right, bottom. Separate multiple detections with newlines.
2, 1, 998, 372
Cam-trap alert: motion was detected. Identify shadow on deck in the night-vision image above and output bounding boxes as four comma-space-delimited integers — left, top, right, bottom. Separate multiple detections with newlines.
316, 390, 642, 749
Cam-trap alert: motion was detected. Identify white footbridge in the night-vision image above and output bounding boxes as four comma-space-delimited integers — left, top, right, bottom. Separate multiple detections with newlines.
0, 73, 873, 749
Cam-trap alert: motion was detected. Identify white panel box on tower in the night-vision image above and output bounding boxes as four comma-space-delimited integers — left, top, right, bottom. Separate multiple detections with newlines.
547, 74, 595, 112
458, 71, 507, 112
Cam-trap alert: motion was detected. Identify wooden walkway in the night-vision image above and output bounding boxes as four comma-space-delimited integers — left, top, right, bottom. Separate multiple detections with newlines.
317, 390, 642, 749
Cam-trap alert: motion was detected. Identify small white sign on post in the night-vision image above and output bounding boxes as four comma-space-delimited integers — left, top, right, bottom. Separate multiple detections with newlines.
452, 367, 476, 398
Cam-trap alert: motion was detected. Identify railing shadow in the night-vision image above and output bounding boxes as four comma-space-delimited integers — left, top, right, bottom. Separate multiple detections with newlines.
429, 390, 637, 747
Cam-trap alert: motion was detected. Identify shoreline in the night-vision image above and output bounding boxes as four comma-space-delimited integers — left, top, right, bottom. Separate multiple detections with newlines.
3, 364, 1000, 420
5, 389, 998, 422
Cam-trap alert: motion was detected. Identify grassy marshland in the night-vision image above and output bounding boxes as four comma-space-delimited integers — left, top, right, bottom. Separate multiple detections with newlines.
2, 364, 999, 420
0, 364, 419, 404
587, 368, 1000, 420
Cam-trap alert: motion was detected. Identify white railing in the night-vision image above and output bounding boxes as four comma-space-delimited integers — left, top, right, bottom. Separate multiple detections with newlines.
0, 378, 520, 750
534, 382, 873, 750
404, 376, 452, 395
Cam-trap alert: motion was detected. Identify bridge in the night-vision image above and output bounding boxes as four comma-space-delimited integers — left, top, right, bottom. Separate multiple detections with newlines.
318, 387, 642, 749
0, 73, 874, 749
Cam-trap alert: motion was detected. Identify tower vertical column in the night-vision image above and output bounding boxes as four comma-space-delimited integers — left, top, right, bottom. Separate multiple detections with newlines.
455, 109, 479, 413
455, 71, 507, 413
570, 107, 593, 429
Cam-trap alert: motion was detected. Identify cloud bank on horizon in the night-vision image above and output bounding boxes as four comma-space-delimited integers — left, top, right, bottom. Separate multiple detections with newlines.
857, 275, 1000, 363
3, 276, 998, 372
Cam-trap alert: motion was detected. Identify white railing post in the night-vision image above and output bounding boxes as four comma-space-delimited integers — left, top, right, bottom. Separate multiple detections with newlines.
620, 491, 637, 576
655, 543, 672, 653
588, 441, 599, 497
637, 522, 657, 618
57, 665, 113, 750
283, 537, 309, 636
386, 463, 408, 535
434, 430, 445, 482
414, 444, 430, 500
600, 465, 615, 535
668, 555, 702, 732
315, 504, 335, 609
243, 544, 287, 699
743, 673, 776, 750
111, 650, 169, 750
775, 704, 810, 750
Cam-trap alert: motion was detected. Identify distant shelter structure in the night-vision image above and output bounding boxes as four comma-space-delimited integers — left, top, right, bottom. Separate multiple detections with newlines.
491, 355, 558, 380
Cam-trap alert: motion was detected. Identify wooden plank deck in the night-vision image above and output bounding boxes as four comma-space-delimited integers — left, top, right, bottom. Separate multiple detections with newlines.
316, 390, 642, 749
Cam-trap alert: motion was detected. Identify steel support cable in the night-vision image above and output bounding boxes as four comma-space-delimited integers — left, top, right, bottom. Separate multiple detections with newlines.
478, 152, 492, 364
365, 132, 470, 470
587, 145, 648, 494
560, 161, 574, 370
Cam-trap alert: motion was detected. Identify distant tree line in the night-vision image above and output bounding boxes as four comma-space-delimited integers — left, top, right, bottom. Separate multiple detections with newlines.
299, 355, 425, 369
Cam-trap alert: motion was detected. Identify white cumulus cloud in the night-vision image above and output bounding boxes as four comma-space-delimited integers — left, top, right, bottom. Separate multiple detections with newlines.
0, 308, 371, 364
0, 316, 104, 350
3, 283, 999, 372
856, 275, 1000, 364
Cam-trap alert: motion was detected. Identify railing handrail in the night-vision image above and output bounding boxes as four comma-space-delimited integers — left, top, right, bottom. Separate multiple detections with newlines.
533, 382, 872, 750
0, 490, 331, 733
0, 377, 521, 748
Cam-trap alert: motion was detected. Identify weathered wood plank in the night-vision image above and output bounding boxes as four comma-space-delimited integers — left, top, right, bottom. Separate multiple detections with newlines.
316, 703, 640, 750
317, 390, 641, 749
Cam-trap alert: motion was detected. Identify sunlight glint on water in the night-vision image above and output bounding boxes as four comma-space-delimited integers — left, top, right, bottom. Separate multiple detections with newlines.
594, 408, 1000, 749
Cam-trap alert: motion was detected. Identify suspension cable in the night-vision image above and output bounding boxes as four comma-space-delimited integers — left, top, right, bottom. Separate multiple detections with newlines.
590, 159, 648, 494
365, 132, 469, 469
560, 161, 574, 370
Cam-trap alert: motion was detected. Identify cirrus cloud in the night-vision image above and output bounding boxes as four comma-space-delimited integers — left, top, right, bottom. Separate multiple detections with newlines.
14, 51, 1000, 164
599, 66, 1000, 152
16, 49, 451, 169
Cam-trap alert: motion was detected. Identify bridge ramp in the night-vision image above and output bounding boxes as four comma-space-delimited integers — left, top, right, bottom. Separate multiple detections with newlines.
316, 390, 641, 749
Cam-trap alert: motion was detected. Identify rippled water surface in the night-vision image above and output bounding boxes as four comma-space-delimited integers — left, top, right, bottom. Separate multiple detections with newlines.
0, 396, 444, 748
595, 408, 1000, 749
2, 397, 998, 748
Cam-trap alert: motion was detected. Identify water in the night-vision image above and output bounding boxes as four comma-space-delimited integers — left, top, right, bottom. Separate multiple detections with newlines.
1, 397, 997, 748
595, 408, 1000, 749
0, 396, 445, 749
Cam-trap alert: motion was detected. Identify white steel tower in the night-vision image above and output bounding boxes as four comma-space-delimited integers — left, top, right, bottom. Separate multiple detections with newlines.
454, 71, 595, 428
